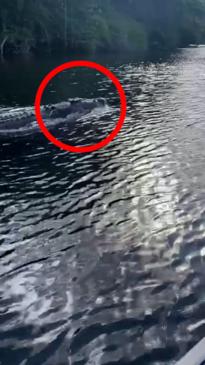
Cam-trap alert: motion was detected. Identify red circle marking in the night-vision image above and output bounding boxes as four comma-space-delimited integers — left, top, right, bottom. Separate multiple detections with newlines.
34, 60, 127, 153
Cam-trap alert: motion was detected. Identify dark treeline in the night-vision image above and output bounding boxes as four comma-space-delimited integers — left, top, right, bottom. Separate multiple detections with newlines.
1, 0, 205, 57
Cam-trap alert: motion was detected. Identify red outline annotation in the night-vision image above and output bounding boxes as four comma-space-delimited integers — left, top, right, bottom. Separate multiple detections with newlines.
34, 60, 127, 153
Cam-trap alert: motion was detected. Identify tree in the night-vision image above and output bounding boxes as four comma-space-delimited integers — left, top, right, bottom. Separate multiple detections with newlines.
1, 0, 205, 56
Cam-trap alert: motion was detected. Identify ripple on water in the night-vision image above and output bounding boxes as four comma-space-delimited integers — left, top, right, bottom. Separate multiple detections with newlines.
1, 48, 205, 364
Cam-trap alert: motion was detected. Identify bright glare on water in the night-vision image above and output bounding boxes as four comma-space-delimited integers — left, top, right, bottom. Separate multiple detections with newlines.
1, 48, 205, 364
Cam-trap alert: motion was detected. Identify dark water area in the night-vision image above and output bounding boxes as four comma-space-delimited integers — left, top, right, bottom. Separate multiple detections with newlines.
1, 47, 205, 364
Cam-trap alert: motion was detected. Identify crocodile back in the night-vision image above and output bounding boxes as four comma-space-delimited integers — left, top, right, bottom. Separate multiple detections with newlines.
0, 107, 36, 130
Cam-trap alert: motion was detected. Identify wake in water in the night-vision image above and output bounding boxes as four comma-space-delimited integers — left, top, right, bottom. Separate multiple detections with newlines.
0, 98, 108, 139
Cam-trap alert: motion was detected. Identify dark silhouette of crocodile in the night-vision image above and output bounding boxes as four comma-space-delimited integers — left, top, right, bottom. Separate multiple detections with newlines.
0, 98, 106, 139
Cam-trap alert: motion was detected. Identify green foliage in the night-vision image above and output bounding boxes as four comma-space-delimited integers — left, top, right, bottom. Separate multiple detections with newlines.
102, 4, 148, 52
1, 0, 205, 56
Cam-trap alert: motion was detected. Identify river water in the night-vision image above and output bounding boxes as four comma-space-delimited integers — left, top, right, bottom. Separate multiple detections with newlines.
1, 47, 205, 365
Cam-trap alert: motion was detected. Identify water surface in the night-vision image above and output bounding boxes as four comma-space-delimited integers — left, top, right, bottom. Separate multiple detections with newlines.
1, 48, 205, 365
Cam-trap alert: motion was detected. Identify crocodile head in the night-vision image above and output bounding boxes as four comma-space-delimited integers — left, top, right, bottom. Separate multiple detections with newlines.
69, 98, 107, 113
45, 98, 107, 120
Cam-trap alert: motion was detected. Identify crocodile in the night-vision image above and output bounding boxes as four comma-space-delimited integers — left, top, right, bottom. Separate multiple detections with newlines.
0, 98, 106, 139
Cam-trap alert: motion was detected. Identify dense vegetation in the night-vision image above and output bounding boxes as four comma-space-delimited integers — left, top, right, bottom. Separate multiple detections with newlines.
1, 0, 205, 57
